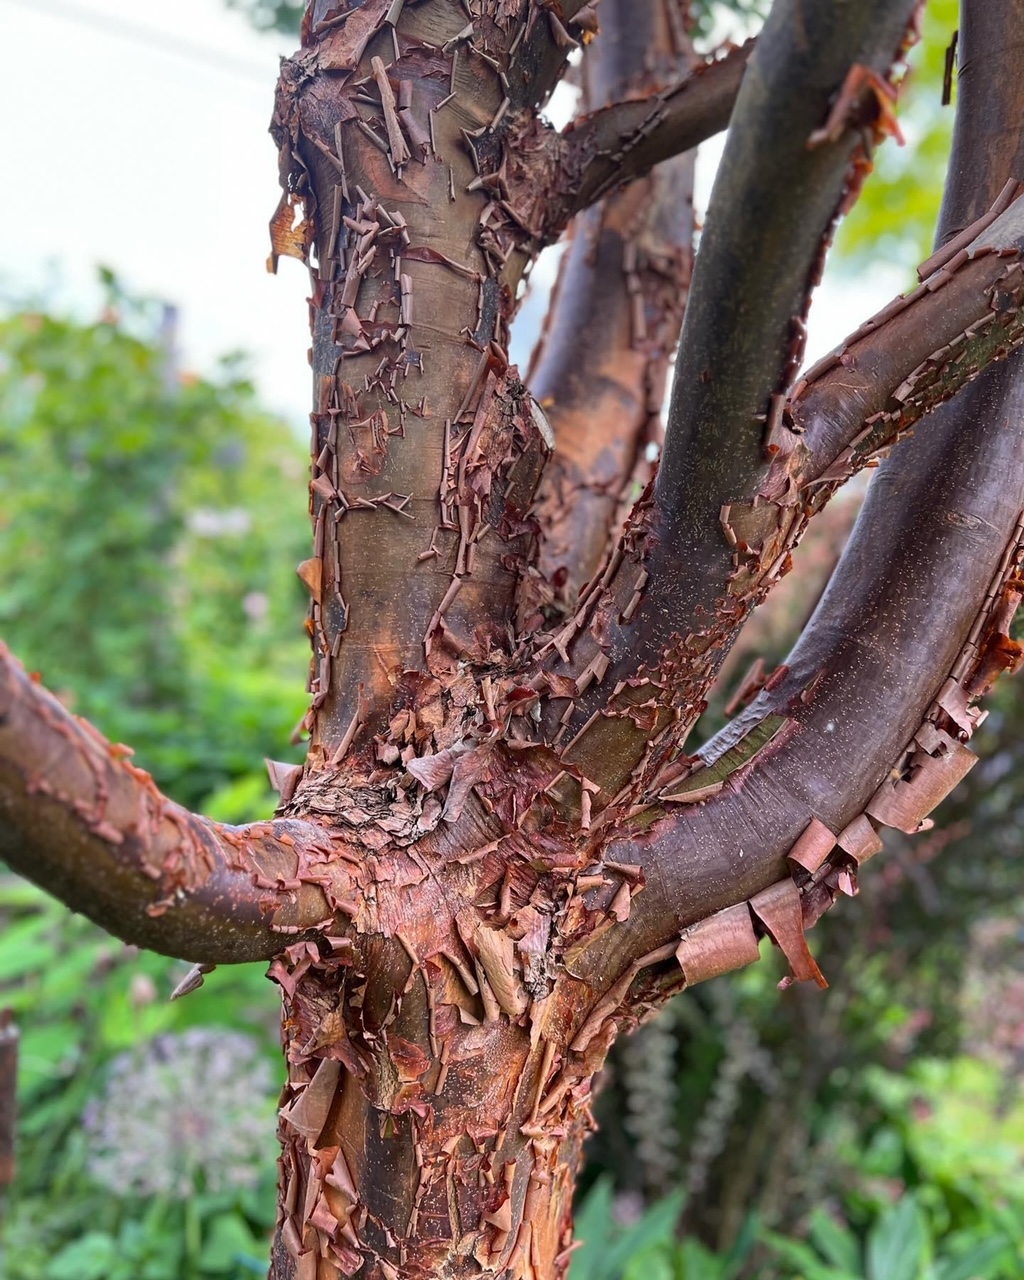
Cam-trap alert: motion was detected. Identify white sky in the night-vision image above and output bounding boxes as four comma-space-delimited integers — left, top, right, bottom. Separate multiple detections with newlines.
0, 0, 904, 426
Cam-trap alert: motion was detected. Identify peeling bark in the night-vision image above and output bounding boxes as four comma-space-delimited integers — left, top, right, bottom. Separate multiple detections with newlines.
6, 1, 1024, 1277
0, 644, 342, 963
528, 0, 695, 618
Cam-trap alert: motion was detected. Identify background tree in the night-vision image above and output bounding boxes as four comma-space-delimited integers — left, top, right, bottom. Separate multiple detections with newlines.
4, 1, 1024, 1279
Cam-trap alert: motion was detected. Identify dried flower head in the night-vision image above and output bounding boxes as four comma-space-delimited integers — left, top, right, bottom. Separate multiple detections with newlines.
82, 1027, 276, 1199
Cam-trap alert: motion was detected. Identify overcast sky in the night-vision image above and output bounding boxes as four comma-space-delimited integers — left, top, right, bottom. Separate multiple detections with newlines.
0, 0, 904, 427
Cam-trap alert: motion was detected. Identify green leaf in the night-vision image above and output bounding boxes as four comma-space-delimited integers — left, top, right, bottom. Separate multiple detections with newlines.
866, 1198, 929, 1280
760, 1229, 860, 1280
0, 914, 56, 981
623, 1243, 674, 1280
932, 1235, 1014, 1280
677, 1236, 730, 1280
601, 1191, 686, 1280
809, 1208, 861, 1273
198, 1211, 265, 1273
571, 1178, 616, 1280
721, 1212, 760, 1280
45, 1232, 118, 1280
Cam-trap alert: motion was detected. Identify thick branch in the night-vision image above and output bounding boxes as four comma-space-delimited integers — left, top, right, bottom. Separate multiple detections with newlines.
528, 1, 695, 615
272, 1, 567, 769
529, 1, 924, 794
566, 0, 1024, 979
598, 346, 1024, 978
0, 645, 344, 963
648, 0, 919, 634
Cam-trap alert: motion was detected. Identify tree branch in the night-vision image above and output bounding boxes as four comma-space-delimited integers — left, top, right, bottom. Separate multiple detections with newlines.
648, 0, 920, 638
555, 41, 752, 225
531, 0, 923, 796
527, 1, 696, 618
597, 345, 1024, 982
565, 0, 1024, 986
0, 645, 348, 963
272, 1, 567, 767
787, 184, 1024, 479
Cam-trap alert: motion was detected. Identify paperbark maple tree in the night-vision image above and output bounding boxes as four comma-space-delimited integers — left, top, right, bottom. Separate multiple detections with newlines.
3, 0, 1024, 1276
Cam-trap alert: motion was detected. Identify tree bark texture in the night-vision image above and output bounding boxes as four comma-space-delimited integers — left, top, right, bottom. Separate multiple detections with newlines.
4, 1, 1024, 1278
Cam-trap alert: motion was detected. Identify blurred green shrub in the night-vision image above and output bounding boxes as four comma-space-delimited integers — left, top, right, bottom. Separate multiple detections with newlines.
0, 278, 312, 1272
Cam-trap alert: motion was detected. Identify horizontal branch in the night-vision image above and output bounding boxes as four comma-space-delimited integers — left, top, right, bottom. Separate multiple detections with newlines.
556, 41, 752, 223
0, 645, 349, 964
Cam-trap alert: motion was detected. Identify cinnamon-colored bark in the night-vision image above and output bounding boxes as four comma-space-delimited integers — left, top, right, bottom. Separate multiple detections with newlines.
529, 0, 695, 616
0, 643, 343, 963
5, 2, 1024, 1278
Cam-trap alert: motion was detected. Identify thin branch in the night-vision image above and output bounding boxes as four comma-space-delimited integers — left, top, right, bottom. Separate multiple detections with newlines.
0, 645, 348, 963
0, 1012, 15, 1191
935, 2, 1024, 245
787, 186, 1024, 480
558, 41, 752, 222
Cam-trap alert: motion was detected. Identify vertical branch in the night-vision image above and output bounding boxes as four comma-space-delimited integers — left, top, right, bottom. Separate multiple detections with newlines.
531, 0, 922, 798
271, 2, 572, 773
528, 2, 696, 616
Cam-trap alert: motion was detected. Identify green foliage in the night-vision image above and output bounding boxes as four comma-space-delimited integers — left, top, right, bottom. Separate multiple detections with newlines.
0, 274, 310, 814
225, 0, 303, 35
836, 0, 958, 275
0, 282, 311, 1269
0, 878, 280, 1277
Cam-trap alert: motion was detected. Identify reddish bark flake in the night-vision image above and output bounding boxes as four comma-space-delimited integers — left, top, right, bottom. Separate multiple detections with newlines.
835, 813, 884, 864
749, 879, 827, 989
786, 816, 837, 874
865, 727, 977, 834
675, 902, 761, 986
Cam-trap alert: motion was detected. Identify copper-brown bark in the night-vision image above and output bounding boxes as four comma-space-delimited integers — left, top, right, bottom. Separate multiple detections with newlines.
5, 1, 1024, 1278
529, 0, 696, 617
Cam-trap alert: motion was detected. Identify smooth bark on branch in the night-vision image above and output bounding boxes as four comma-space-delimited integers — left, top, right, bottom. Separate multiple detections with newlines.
531, 0, 922, 797
0, 644, 342, 963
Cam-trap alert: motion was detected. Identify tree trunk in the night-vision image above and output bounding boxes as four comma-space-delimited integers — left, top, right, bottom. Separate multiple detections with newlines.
4, 1, 1024, 1277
